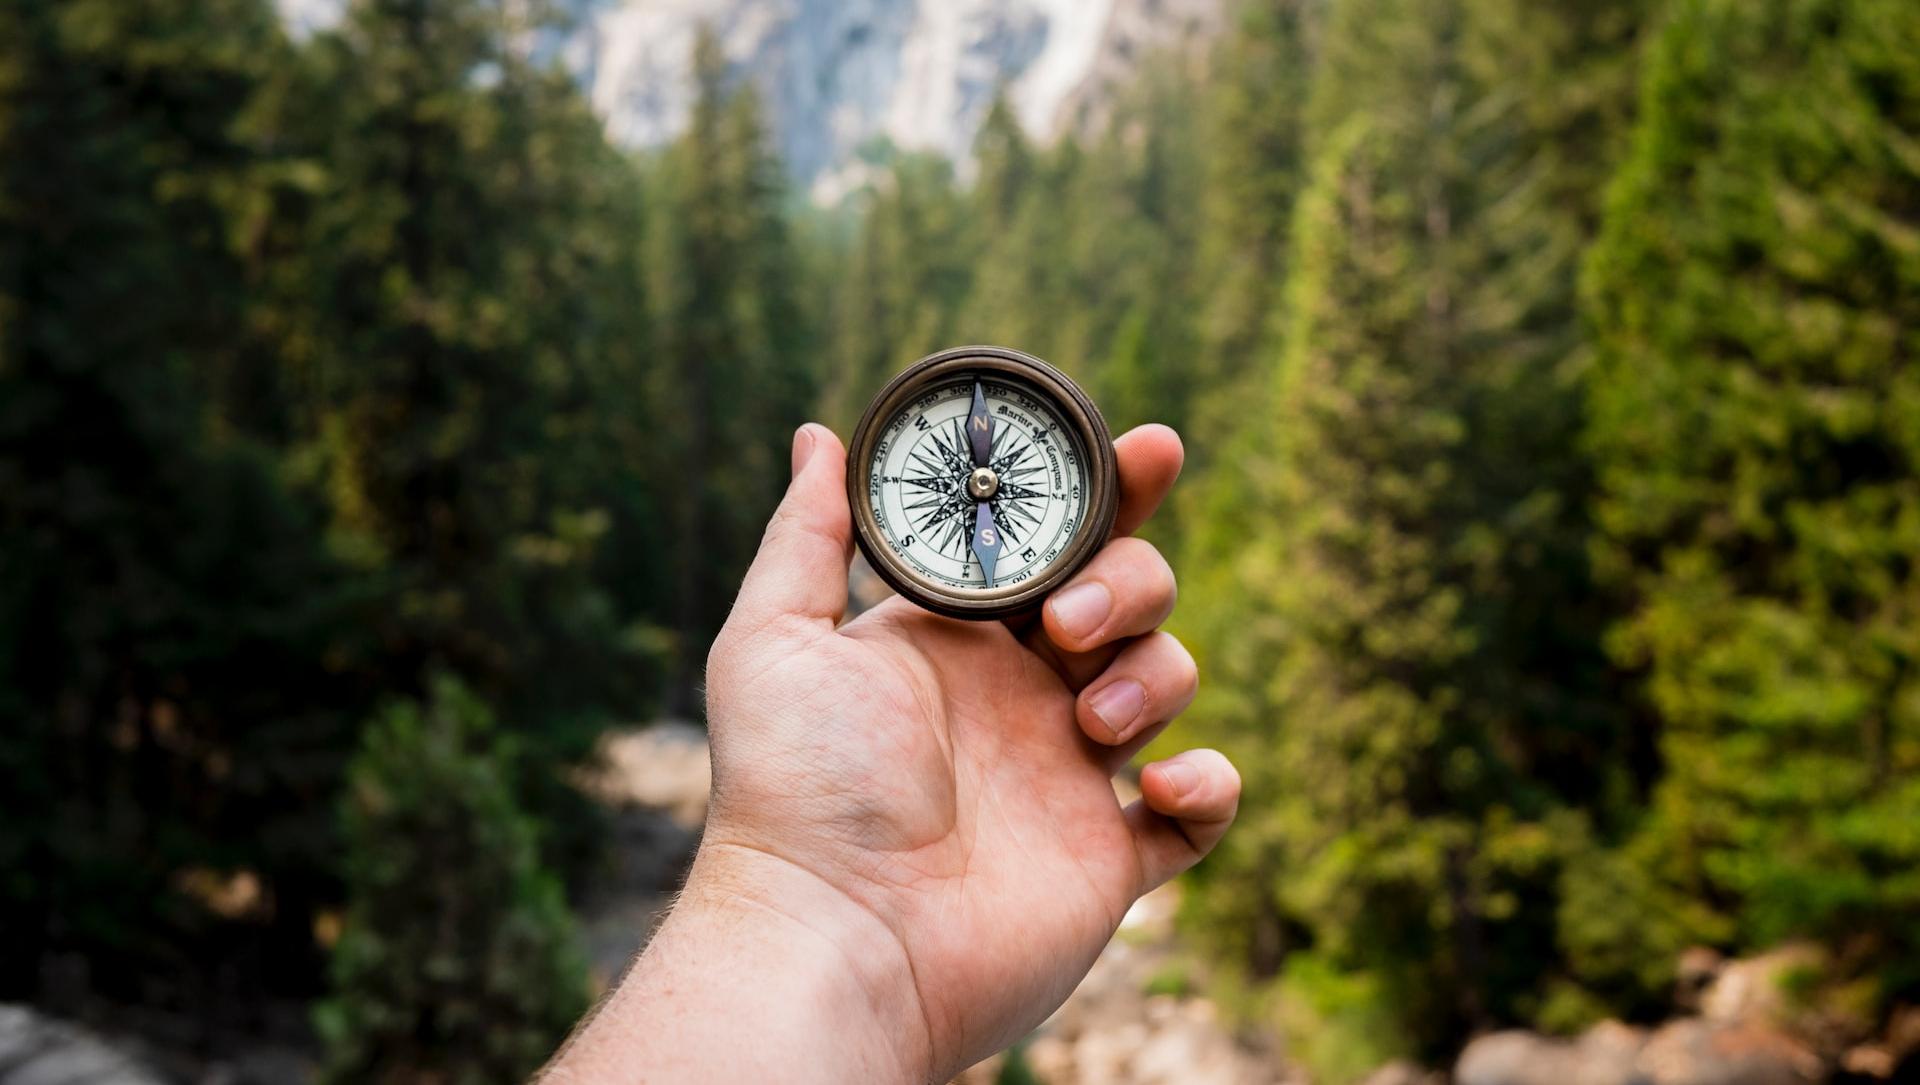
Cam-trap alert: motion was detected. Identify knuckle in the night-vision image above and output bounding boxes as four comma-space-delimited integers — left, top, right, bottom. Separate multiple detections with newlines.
761, 498, 806, 544
1152, 628, 1192, 660
1144, 628, 1193, 668
1098, 539, 1177, 621
1104, 535, 1160, 568
1122, 539, 1176, 597
1198, 749, 1240, 789
1167, 656, 1198, 699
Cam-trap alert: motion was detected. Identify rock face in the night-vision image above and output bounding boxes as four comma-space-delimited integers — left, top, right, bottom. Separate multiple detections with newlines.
583, 0, 1223, 199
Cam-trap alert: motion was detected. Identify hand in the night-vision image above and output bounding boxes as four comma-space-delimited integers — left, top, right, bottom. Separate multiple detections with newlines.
544, 423, 1240, 1085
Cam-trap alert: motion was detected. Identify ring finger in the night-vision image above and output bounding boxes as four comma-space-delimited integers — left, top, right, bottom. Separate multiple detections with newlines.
1025, 537, 1177, 689
1075, 631, 1197, 770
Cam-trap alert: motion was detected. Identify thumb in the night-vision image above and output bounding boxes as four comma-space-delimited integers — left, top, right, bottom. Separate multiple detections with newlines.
729, 423, 853, 632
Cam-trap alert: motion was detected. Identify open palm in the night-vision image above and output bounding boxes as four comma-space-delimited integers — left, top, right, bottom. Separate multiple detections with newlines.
701, 422, 1240, 1080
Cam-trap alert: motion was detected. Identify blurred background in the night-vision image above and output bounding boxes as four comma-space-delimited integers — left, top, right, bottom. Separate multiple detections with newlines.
3, 0, 1917, 1082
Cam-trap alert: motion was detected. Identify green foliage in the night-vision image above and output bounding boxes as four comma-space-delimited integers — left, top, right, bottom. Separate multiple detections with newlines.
315, 676, 587, 1084
1554, 832, 1727, 1014
0, 0, 369, 992
1142, 960, 1197, 998
286, 0, 659, 743
1067, 64, 1207, 442
995, 1042, 1042, 1085
1272, 953, 1412, 1084
0, 0, 757, 1028
1583, 0, 1920, 992
820, 151, 974, 431
1178, 0, 1653, 1059
1187, 0, 1318, 443
644, 28, 814, 706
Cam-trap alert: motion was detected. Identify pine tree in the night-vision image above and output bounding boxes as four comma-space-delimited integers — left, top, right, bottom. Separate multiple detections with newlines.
1583, 0, 1920, 997
290, 0, 653, 752
821, 152, 975, 432
1185, 0, 1321, 446
973, 93, 1035, 238
0, 0, 366, 994
1071, 62, 1206, 444
959, 106, 1085, 362
315, 676, 587, 1084
647, 29, 814, 712
1179, 0, 1653, 1060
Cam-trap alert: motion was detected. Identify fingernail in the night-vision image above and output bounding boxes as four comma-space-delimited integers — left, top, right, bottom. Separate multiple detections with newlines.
1158, 761, 1199, 799
1049, 581, 1111, 641
791, 425, 816, 479
1087, 679, 1145, 739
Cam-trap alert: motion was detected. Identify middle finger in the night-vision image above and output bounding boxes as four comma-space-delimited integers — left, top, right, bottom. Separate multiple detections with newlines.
1023, 536, 1177, 689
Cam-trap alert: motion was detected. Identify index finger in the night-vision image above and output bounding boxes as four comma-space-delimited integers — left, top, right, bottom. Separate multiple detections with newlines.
1111, 424, 1183, 538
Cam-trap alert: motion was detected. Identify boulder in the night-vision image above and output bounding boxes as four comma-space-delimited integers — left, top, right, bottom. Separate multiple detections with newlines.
579, 719, 712, 827
1455, 1022, 1646, 1085
1700, 945, 1825, 1028
1677, 946, 1727, 1012
1359, 1059, 1444, 1085
1636, 1019, 1825, 1085
0, 1005, 165, 1085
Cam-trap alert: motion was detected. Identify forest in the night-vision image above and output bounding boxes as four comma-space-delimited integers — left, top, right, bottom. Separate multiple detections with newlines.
2, 0, 1917, 1081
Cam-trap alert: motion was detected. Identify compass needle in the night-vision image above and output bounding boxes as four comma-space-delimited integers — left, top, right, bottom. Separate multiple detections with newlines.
968, 381, 994, 468
970, 503, 1001, 587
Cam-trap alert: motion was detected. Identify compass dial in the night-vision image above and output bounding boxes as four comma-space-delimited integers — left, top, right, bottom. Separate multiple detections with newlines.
867, 378, 1090, 592
847, 346, 1118, 620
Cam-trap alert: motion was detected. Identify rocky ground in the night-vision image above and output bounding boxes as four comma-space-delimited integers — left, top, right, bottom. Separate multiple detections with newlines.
12, 713, 1916, 1084
0, 1007, 163, 1085
499, 717, 1920, 1085
954, 881, 1297, 1085
1450, 947, 1920, 1085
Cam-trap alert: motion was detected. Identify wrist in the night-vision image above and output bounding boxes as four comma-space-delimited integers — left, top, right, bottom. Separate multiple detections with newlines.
688, 837, 935, 1079
546, 835, 933, 1084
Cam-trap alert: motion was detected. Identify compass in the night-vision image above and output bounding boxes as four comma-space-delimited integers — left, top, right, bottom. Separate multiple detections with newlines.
846, 345, 1119, 620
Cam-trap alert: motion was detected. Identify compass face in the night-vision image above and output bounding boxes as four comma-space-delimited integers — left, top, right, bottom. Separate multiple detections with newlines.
848, 346, 1118, 620
866, 376, 1091, 593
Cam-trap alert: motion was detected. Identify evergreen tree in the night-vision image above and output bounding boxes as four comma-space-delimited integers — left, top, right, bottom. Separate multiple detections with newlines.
0, 0, 366, 997
1071, 63, 1206, 444
647, 29, 813, 710
290, 0, 653, 754
959, 104, 1085, 362
1179, 0, 1652, 1061
820, 151, 974, 432
972, 93, 1035, 238
1186, 0, 1320, 446
1583, 0, 1920, 1000
315, 676, 587, 1084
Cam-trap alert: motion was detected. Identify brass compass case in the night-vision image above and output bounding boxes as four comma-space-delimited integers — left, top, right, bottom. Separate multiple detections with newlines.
846, 346, 1120, 621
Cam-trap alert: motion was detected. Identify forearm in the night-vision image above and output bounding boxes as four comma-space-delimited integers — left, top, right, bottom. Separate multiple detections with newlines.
541, 843, 933, 1085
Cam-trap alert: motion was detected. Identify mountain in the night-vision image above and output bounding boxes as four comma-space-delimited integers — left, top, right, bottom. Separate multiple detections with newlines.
277, 0, 1224, 201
